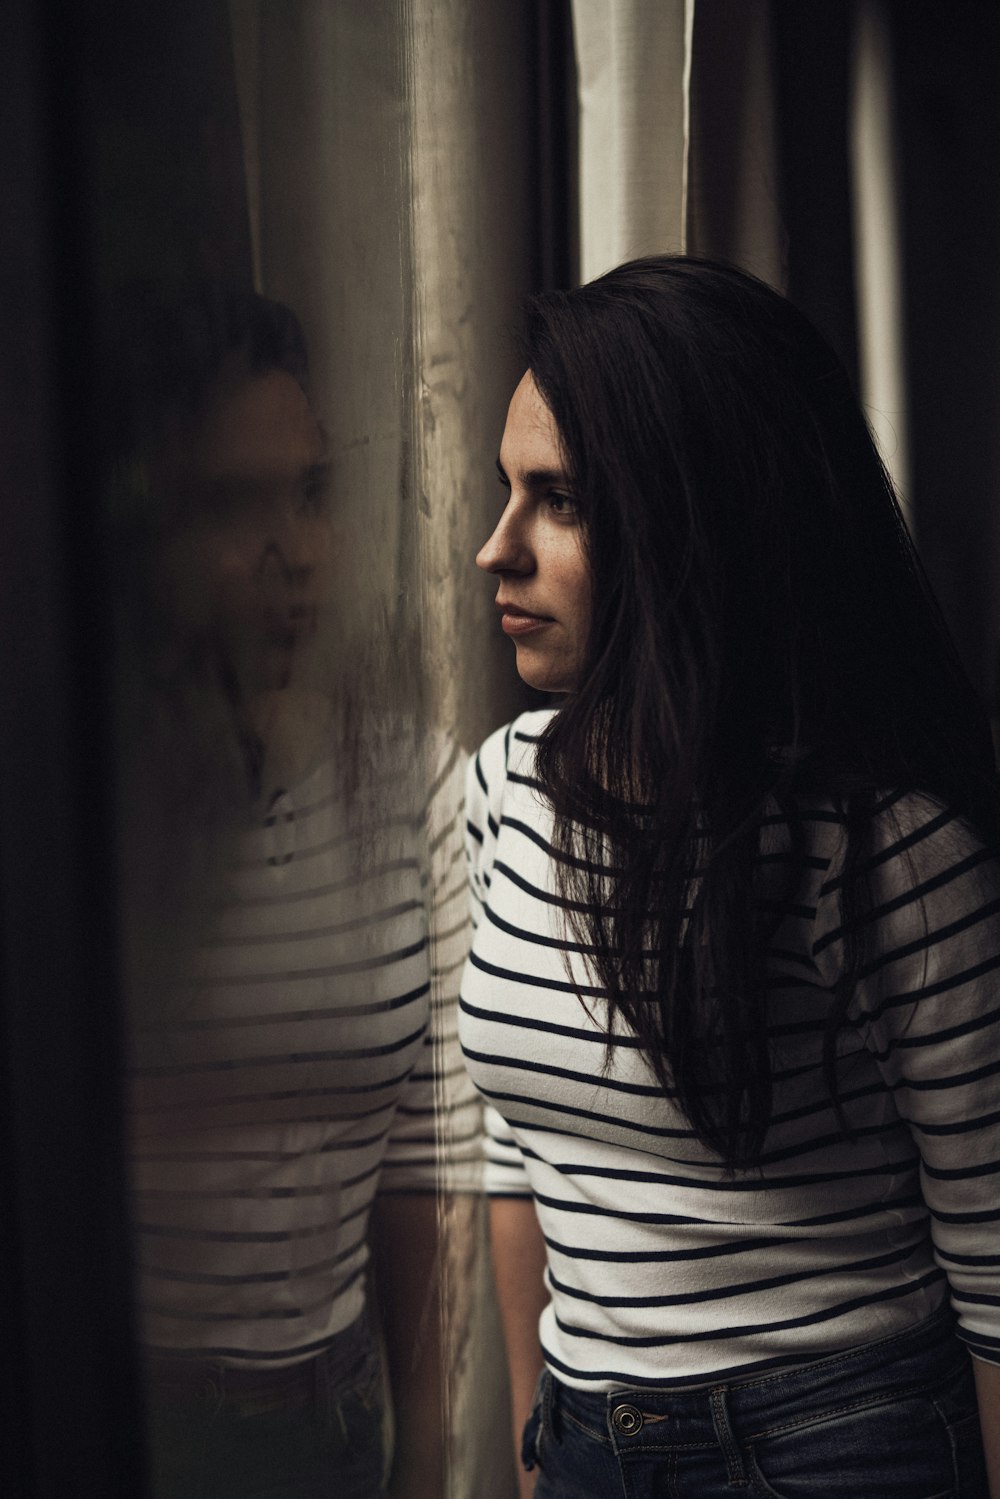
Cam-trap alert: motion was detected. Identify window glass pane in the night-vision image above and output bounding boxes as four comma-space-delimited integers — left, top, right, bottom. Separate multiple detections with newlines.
86, 3, 535, 1493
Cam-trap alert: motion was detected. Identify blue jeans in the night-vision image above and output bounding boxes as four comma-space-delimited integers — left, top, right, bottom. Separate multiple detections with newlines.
523, 1308, 987, 1497
146, 1315, 387, 1499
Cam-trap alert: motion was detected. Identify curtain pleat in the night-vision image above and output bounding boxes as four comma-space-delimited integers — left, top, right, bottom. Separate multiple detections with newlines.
850, 0, 910, 510
571, 0, 694, 280
686, 0, 784, 292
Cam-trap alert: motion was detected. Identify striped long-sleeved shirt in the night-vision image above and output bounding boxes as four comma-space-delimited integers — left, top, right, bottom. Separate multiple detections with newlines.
128, 730, 479, 1365
460, 709, 1000, 1391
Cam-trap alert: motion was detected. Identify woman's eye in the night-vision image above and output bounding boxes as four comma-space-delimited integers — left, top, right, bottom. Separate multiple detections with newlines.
301, 483, 326, 513
547, 491, 578, 518
300, 469, 332, 513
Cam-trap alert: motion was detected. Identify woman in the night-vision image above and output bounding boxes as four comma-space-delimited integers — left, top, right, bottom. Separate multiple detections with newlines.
461, 256, 1000, 1497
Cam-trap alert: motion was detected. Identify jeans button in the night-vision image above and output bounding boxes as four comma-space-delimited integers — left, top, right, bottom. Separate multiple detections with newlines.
611, 1403, 643, 1435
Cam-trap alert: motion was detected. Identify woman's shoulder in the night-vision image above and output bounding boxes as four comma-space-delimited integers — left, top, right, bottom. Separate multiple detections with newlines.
866, 788, 997, 891
772, 783, 986, 840
786, 785, 999, 919
838, 787, 990, 859
470, 706, 557, 792
762, 783, 996, 881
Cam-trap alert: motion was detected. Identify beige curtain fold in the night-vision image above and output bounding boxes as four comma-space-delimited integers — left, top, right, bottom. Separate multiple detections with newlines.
571, 0, 695, 280
850, 0, 910, 512
404, 11, 538, 1491
404, 0, 536, 750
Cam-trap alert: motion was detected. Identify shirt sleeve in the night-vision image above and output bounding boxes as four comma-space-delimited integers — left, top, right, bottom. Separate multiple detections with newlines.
813, 792, 1000, 1365
483, 1103, 533, 1197
463, 725, 533, 1199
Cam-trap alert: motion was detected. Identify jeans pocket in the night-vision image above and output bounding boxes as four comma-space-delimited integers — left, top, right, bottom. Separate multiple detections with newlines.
930, 1358, 988, 1497
320, 1341, 385, 1458
941, 1410, 987, 1497
521, 1370, 550, 1473
744, 1394, 960, 1499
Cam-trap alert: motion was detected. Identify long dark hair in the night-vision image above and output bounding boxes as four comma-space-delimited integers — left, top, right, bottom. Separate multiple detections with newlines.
525, 255, 998, 1167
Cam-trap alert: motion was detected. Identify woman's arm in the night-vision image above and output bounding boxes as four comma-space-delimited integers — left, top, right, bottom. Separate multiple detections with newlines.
814, 800, 1000, 1481
490, 1195, 549, 1499
974, 1358, 1000, 1499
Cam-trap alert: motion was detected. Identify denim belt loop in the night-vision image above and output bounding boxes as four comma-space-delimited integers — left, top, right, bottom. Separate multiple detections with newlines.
709, 1386, 748, 1487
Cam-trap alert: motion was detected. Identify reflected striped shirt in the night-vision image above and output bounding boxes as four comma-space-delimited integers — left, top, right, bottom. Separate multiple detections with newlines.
128, 732, 478, 1365
460, 710, 1000, 1391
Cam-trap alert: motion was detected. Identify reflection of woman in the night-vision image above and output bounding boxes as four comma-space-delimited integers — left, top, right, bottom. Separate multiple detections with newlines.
110, 288, 474, 1499
462, 258, 1000, 1498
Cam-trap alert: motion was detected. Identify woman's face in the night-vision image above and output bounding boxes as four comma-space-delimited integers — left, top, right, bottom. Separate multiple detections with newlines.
477, 371, 590, 694
154, 365, 331, 697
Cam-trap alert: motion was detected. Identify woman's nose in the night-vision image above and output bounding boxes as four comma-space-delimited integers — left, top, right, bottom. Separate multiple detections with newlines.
258, 538, 311, 595
476, 506, 532, 575
257, 501, 324, 590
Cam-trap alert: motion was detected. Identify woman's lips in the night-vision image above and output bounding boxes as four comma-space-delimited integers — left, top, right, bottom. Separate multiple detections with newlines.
262, 605, 318, 645
498, 604, 554, 636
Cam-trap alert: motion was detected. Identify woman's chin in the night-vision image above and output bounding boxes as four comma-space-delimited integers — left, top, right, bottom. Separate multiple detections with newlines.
513, 647, 579, 696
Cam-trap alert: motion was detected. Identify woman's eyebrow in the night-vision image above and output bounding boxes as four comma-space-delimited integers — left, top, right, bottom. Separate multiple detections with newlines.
495, 457, 571, 487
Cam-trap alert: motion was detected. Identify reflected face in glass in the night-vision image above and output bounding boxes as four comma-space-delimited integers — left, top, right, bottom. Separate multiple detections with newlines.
154, 365, 331, 697
476, 371, 590, 694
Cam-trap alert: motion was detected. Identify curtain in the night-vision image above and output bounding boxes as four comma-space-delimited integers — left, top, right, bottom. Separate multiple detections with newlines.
571, 0, 695, 279
850, 0, 909, 508
686, 0, 784, 292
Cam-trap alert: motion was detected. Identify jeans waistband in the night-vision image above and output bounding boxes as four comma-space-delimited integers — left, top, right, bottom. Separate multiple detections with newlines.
550, 1305, 966, 1449
144, 1313, 375, 1413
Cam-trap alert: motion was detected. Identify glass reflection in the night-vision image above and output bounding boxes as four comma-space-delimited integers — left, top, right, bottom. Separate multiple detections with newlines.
111, 287, 470, 1498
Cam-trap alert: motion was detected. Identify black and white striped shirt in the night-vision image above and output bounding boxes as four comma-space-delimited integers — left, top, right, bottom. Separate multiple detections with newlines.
128, 732, 478, 1365
460, 710, 1000, 1391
